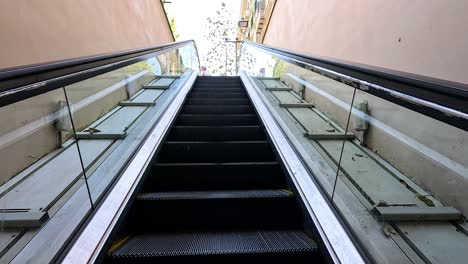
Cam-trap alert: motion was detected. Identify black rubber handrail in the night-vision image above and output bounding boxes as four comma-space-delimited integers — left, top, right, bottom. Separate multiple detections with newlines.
0, 40, 199, 107
242, 41, 468, 131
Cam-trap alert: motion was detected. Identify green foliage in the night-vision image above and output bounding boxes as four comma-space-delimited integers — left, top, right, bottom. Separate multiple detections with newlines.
121, 61, 152, 74
170, 17, 180, 40
163, 1, 179, 40
273, 58, 289, 78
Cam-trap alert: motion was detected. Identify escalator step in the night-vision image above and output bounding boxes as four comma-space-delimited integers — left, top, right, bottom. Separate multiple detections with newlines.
168, 126, 265, 141
185, 98, 250, 106
196, 80, 241, 85
189, 92, 247, 99
158, 141, 275, 163
104, 77, 324, 263
196, 79, 241, 83
108, 231, 318, 263
129, 190, 301, 230
196, 76, 239, 79
192, 88, 244, 93
176, 114, 259, 126
195, 80, 241, 84
137, 190, 291, 200
194, 84, 242, 88
145, 162, 285, 191
181, 106, 253, 115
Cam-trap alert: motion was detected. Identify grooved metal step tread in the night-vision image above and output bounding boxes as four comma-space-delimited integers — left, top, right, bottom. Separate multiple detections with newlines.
178, 114, 256, 117
193, 87, 243, 90
186, 98, 250, 106
194, 84, 242, 87
195, 81, 242, 84
192, 88, 244, 93
131, 192, 301, 231
172, 125, 261, 128
137, 190, 292, 201
146, 161, 286, 191
189, 93, 247, 99
168, 126, 265, 141
109, 231, 318, 258
176, 114, 259, 126
190, 92, 245, 95
184, 105, 252, 109
159, 141, 275, 166
193, 85, 243, 87
165, 141, 268, 144
181, 105, 254, 115
196, 79, 241, 81
154, 161, 280, 166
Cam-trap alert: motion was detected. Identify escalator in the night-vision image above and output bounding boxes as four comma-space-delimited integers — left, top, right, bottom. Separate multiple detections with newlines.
4, 36, 463, 263
104, 76, 326, 263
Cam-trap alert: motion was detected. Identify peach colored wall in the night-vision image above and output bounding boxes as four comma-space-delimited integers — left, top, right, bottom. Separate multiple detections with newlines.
0, 0, 174, 69
264, 0, 468, 84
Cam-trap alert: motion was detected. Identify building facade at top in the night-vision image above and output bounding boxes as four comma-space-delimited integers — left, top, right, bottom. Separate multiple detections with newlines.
237, 0, 276, 43
237, 0, 468, 84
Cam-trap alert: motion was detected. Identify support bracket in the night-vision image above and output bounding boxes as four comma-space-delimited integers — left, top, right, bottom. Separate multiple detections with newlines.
374, 206, 461, 221
119, 101, 155, 107
75, 131, 127, 140
280, 103, 314, 108
304, 132, 355, 140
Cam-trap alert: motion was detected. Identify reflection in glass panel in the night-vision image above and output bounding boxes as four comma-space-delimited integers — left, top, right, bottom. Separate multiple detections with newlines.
239, 45, 355, 197
0, 42, 199, 262
337, 88, 468, 263
191, 44, 200, 71
0, 88, 92, 262
63, 46, 196, 203
239, 43, 468, 263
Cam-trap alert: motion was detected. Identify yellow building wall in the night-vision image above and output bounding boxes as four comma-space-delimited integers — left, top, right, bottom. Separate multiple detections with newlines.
0, 0, 174, 69
264, 0, 468, 83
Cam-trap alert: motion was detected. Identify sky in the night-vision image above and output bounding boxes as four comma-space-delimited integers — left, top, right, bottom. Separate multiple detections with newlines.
164, 0, 241, 68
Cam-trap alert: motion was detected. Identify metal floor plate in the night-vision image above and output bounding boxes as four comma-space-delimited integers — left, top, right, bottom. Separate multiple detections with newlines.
271, 91, 303, 104
289, 108, 337, 134
130, 89, 164, 103
255, 74, 468, 263
319, 140, 431, 207
0, 140, 112, 212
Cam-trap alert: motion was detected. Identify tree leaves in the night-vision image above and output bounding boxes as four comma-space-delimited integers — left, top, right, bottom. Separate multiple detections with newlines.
203, 1, 236, 76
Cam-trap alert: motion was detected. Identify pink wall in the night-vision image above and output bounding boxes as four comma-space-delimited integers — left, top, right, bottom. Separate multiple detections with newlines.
0, 0, 174, 69
264, 0, 468, 84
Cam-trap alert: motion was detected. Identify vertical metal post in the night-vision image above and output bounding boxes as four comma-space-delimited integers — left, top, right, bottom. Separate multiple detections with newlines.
235, 42, 238, 75
225, 39, 242, 76
225, 39, 228, 76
